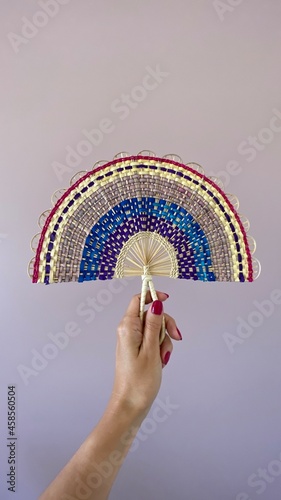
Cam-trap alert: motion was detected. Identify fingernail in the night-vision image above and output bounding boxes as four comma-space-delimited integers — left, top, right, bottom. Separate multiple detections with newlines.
163, 293, 169, 298
151, 300, 163, 315
176, 327, 182, 340
164, 351, 171, 365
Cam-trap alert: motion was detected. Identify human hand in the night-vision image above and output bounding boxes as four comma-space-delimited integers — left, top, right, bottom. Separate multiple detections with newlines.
110, 290, 182, 418
39, 291, 182, 500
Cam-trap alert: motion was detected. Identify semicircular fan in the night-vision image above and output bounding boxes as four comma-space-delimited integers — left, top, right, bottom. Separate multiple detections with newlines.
29, 151, 260, 343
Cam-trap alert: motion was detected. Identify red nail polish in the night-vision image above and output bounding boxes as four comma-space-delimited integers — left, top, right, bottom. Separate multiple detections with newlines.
163, 293, 169, 298
176, 327, 182, 340
164, 351, 171, 365
151, 300, 163, 315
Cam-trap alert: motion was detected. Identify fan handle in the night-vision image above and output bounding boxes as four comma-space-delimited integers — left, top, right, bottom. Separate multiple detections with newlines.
140, 269, 166, 345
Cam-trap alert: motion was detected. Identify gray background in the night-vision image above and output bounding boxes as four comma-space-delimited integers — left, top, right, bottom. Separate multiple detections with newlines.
0, 1, 281, 499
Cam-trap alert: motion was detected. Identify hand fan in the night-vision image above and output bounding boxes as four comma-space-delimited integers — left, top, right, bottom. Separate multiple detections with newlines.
28, 151, 260, 343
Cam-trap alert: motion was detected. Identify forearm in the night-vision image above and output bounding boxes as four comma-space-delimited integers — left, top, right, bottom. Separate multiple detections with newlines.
39, 398, 146, 500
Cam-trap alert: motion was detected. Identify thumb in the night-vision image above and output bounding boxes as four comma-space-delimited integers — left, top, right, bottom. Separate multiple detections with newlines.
142, 300, 164, 354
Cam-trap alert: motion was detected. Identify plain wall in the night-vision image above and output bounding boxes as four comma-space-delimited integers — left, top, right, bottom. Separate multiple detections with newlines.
0, 1, 281, 499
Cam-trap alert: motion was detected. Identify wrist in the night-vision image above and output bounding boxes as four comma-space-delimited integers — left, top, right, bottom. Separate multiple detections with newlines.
107, 392, 149, 425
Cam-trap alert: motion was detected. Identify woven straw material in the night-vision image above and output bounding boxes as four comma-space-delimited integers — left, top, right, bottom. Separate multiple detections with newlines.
29, 154, 258, 285
29, 153, 260, 344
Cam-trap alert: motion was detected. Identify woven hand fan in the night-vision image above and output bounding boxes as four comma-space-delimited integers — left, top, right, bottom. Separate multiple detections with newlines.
29, 151, 260, 343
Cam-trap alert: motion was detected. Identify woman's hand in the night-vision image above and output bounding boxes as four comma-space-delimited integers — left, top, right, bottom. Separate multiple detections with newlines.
39, 290, 182, 500
110, 290, 182, 418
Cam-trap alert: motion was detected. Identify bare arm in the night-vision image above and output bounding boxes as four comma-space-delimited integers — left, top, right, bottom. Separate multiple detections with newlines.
39, 398, 145, 500
39, 290, 182, 500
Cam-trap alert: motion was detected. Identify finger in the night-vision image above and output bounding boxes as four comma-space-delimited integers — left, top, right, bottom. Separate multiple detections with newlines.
141, 299, 164, 354
164, 312, 183, 341
116, 315, 143, 358
160, 333, 173, 367
125, 290, 169, 318
142, 310, 182, 341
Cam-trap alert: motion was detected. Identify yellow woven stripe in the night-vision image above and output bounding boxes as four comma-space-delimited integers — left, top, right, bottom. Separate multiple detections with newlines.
39, 158, 247, 282
41, 160, 246, 282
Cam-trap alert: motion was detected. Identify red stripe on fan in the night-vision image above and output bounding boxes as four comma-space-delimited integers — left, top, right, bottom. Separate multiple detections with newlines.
33, 156, 253, 282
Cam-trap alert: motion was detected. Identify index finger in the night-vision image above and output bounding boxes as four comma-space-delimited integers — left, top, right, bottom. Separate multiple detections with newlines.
125, 290, 169, 318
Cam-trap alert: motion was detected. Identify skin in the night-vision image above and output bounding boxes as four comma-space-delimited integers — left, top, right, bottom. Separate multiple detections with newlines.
39, 290, 181, 500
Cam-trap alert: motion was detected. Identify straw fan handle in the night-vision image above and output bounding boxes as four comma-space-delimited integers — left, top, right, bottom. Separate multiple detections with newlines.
140, 272, 166, 345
